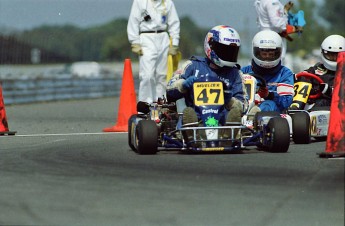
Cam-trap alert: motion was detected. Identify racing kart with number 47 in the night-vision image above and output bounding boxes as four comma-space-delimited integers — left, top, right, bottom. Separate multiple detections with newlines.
128, 74, 291, 154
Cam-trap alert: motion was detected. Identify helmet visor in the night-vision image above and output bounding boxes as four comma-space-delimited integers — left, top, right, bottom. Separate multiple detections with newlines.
254, 47, 281, 62
211, 41, 239, 63
322, 50, 338, 62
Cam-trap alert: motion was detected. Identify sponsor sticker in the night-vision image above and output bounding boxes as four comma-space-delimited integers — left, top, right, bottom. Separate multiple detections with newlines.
318, 115, 328, 124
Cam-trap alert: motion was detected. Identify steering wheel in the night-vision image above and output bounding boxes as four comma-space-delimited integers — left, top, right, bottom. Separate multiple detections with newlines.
250, 73, 267, 87
295, 72, 324, 99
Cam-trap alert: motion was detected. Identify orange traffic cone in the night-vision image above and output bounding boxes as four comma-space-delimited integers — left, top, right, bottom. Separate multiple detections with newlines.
0, 84, 16, 135
103, 59, 137, 132
0, 85, 9, 132
319, 52, 345, 158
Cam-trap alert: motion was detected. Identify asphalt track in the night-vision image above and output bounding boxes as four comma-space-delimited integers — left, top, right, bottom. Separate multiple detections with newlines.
1, 97, 344, 226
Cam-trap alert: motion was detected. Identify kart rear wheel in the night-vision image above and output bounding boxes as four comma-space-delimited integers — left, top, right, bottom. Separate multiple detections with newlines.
128, 114, 138, 152
265, 117, 290, 153
136, 120, 158, 155
292, 111, 311, 144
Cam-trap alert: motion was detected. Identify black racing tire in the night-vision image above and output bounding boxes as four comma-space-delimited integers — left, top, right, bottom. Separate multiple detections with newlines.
136, 120, 158, 155
254, 111, 280, 130
292, 111, 311, 144
265, 117, 290, 153
128, 114, 138, 152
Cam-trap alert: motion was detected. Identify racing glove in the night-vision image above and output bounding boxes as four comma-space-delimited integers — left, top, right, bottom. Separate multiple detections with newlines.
258, 86, 269, 99
168, 45, 179, 56
279, 25, 300, 42
131, 44, 143, 56
279, 31, 293, 41
182, 76, 197, 91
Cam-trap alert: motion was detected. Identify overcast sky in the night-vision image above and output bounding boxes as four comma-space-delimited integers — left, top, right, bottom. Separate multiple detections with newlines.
1, 0, 324, 31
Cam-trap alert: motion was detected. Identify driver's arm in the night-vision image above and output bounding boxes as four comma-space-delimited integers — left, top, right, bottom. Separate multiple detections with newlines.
166, 60, 193, 101
274, 68, 294, 111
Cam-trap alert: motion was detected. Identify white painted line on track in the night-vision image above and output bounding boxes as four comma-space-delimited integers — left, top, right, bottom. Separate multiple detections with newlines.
12, 132, 128, 137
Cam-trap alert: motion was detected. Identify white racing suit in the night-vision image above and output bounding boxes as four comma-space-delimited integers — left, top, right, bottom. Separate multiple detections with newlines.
127, 0, 180, 103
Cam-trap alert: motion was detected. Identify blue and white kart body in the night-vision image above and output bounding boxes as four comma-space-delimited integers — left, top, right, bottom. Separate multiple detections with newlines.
241, 74, 292, 132
128, 75, 290, 154
289, 105, 329, 144
243, 72, 330, 144
287, 71, 330, 143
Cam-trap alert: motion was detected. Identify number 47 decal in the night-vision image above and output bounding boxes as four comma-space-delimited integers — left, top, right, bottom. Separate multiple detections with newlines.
193, 82, 225, 106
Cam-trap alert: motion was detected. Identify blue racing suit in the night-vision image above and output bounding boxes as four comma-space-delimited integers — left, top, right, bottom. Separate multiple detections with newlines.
167, 56, 244, 124
241, 60, 294, 112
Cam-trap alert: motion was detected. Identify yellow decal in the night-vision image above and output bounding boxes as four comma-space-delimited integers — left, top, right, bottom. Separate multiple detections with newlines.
311, 116, 317, 134
293, 82, 312, 103
193, 82, 224, 106
202, 147, 225, 151
244, 79, 255, 103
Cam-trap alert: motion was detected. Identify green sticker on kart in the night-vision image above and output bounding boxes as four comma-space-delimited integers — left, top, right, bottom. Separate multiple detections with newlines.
205, 116, 219, 127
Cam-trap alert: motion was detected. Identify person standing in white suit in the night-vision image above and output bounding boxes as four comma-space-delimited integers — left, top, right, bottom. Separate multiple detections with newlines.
254, 0, 297, 64
127, 0, 180, 103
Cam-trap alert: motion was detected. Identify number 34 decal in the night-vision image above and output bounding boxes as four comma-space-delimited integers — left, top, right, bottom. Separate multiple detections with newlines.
293, 81, 312, 102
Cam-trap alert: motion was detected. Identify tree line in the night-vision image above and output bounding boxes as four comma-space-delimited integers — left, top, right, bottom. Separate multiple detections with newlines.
2, 17, 207, 64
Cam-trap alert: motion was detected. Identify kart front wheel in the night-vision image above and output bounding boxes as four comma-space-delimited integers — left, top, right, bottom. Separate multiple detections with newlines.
254, 111, 280, 130
128, 114, 138, 152
136, 120, 158, 155
265, 117, 290, 153
292, 111, 311, 144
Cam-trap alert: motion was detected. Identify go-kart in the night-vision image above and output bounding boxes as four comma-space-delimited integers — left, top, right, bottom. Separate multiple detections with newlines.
287, 71, 330, 144
128, 74, 290, 154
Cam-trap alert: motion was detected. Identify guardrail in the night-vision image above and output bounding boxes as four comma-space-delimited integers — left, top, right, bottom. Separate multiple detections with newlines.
1, 76, 139, 105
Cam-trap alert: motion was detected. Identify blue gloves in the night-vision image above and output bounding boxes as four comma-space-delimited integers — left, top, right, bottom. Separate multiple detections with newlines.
288, 11, 306, 27
288, 10, 306, 33
182, 76, 197, 90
